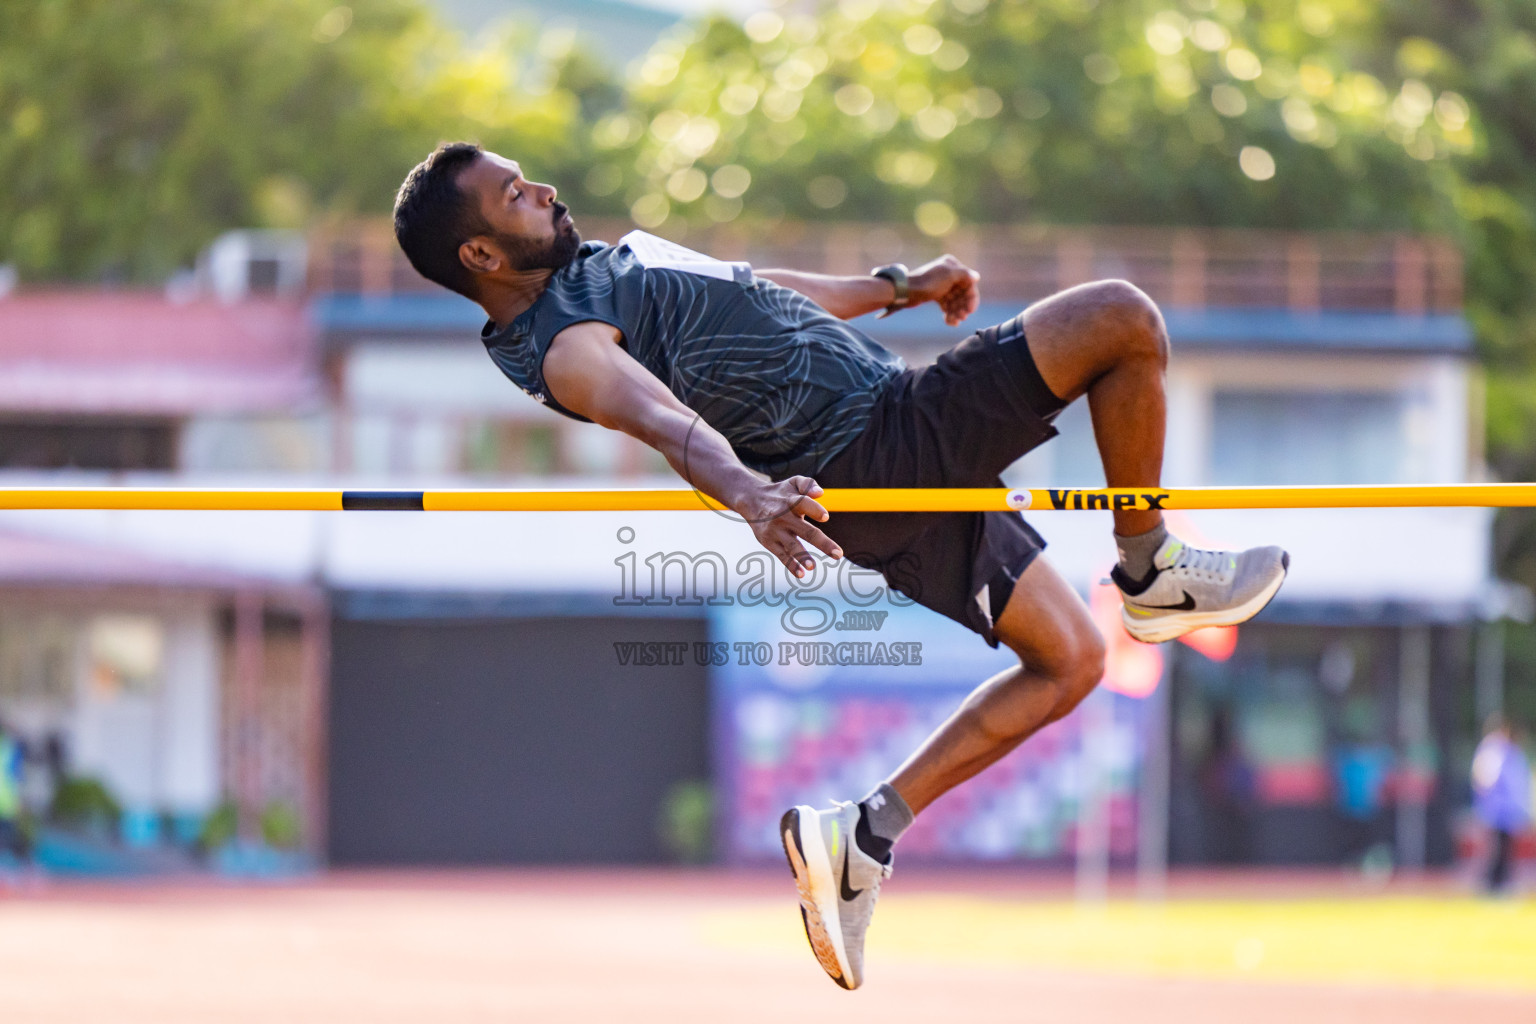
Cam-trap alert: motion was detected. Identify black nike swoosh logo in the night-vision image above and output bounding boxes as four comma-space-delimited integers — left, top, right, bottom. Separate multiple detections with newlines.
840, 849, 863, 902
1140, 591, 1196, 611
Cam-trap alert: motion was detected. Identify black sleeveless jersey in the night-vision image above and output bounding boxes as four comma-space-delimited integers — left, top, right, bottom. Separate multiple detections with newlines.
480, 231, 904, 478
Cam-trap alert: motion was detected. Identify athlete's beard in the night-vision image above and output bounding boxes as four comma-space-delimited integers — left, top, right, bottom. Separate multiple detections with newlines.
498, 202, 582, 271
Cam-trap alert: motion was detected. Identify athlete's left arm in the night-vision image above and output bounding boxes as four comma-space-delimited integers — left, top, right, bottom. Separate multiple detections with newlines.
756, 254, 981, 326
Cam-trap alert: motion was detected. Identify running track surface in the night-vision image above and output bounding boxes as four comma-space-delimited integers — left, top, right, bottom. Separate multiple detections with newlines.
1, 869, 1532, 1023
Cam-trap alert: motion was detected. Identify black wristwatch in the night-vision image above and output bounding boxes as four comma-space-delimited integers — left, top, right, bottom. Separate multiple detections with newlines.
871, 263, 910, 318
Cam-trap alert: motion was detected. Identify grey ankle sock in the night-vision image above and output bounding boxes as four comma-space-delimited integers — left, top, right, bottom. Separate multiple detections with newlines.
858, 782, 914, 856
1115, 521, 1169, 580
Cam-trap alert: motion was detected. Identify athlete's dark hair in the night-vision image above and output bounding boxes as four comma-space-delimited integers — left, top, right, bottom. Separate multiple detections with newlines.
393, 142, 491, 299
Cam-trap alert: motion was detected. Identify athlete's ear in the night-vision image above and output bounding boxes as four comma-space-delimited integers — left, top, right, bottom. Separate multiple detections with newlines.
459, 237, 501, 276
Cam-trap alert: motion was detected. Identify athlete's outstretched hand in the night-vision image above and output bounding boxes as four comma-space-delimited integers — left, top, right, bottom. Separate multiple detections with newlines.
737, 476, 842, 578
910, 254, 981, 326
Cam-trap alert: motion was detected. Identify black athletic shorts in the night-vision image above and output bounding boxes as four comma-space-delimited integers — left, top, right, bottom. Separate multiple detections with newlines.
811, 314, 1065, 646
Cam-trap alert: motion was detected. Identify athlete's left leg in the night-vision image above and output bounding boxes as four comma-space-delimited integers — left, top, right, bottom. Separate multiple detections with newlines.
781, 554, 1101, 990
886, 554, 1102, 813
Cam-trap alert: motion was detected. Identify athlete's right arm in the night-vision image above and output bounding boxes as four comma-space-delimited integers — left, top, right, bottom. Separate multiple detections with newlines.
542, 321, 842, 577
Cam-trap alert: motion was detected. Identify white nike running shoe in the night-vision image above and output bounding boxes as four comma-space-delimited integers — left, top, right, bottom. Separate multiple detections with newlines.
780, 801, 891, 990
1113, 535, 1289, 644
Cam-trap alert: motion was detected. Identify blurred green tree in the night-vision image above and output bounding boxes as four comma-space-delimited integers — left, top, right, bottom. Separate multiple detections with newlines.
1369, 2, 1536, 580
1370, 4, 1536, 537
1372, 3, 1536, 449
0, 0, 623, 283
614, 0, 1464, 238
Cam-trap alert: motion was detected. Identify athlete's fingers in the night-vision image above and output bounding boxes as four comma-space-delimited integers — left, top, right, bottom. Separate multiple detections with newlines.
773, 518, 834, 573
955, 273, 979, 310
752, 527, 802, 577
789, 492, 829, 523
786, 515, 842, 560
941, 290, 970, 326
939, 275, 977, 325
781, 476, 828, 522
941, 293, 966, 325
764, 532, 801, 576
775, 534, 815, 576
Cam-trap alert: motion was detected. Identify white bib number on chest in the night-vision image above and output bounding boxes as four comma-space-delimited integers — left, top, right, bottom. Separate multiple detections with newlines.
619, 229, 753, 284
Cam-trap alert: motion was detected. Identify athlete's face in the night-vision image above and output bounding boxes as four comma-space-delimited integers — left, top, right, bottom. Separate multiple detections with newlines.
458, 151, 581, 273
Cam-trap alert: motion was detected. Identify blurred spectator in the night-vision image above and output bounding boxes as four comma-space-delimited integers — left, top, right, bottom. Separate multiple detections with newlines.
1471, 715, 1532, 893
43, 732, 68, 792
1200, 707, 1257, 863
1334, 742, 1393, 861
0, 719, 30, 866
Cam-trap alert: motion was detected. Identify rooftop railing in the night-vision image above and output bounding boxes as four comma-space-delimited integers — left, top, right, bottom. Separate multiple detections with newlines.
308, 219, 1462, 315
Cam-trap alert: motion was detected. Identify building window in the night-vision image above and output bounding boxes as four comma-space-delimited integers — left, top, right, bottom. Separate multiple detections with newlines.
463, 420, 561, 475
180, 416, 328, 473
87, 615, 165, 699
0, 417, 177, 471
1210, 391, 1406, 486
0, 615, 76, 706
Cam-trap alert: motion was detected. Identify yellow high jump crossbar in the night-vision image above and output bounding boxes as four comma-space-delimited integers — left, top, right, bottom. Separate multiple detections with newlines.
0, 484, 1531, 512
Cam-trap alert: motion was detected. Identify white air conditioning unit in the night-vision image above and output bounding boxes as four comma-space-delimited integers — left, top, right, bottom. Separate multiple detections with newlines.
201, 230, 308, 302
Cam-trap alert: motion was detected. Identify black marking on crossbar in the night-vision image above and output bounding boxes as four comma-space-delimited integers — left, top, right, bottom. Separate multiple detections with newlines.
341, 491, 425, 511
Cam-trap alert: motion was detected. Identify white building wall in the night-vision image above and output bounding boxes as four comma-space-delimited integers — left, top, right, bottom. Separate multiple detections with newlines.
1163, 366, 1209, 485
1171, 351, 1470, 484
68, 598, 221, 814
155, 604, 220, 812
344, 340, 544, 418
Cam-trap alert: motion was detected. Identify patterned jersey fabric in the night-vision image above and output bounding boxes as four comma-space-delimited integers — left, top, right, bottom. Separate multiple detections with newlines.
479, 232, 904, 478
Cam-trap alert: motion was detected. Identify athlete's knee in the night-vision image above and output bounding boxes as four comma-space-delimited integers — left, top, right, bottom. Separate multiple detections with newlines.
1091, 279, 1168, 368
999, 615, 1104, 719
1056, 635, 1105, 719
1034, 620, 1105, 721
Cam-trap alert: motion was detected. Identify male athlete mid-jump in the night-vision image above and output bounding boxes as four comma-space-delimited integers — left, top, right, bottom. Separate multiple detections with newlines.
393, 143, 1288, 990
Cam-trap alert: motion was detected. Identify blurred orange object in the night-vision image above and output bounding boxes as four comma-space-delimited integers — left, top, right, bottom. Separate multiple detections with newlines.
1089, 576, 1163, 698
1178, 626, 1238, 662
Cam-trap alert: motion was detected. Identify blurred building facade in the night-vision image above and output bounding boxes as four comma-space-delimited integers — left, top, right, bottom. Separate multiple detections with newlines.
0, 218, 1513, 873
0, 291, 326, 870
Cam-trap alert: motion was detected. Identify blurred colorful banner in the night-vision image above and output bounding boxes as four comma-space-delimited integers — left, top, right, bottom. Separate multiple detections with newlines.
710, 599, 1149, 863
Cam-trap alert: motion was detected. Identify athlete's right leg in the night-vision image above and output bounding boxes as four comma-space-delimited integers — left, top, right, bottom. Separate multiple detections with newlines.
1019, 278, 1169, 538
1018, 281, 1288, 642
887, 555, 1103, 813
